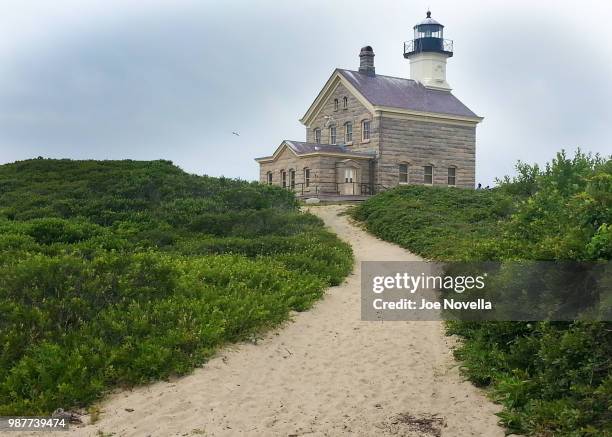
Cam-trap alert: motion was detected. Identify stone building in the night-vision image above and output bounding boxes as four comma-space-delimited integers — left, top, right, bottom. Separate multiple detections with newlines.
256, 11, 482, 198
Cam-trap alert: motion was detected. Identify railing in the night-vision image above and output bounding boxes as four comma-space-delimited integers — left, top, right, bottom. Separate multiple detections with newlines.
404, 38, 453, 56
282, 182, 318, 196
334, 182, 388, 196
281, 182, 388, 197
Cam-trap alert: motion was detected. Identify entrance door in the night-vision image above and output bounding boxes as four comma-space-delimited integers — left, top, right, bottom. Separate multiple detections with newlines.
343, 168, 356, 194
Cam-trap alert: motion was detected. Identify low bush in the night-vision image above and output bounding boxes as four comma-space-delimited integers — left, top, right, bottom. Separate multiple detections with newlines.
351, 150, 612, 436
0, 159, 352, 415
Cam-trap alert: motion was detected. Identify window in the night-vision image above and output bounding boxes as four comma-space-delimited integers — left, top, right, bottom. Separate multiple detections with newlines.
362, 120, 371, 141
334, 99, 339, 111
448, 167, 456, 186
344, 168, 355, 182
343, 96, 348, 109
281, 170, 287, 188
304, 168, 310, 187
266, 171, 273, 185
424, 165, 433, 184
399, 164, 409, 184
314, 128, 321, 144
345, 123, 352, 143
289, 169, 296, 189
330, 126, 337, 144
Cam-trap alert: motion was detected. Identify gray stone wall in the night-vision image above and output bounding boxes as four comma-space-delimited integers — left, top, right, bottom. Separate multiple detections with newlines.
259, 76, 478, 192
377, 116, 476, 189
305, 82, 379, 156
258, 146, 371, 195
258, 147, 320, 195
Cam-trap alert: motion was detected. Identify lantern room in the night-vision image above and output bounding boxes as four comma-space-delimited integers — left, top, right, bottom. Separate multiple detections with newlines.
404, 11, 453, 58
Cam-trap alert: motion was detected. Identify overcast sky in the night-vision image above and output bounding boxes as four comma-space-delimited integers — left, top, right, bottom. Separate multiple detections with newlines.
1, 0, 611, 184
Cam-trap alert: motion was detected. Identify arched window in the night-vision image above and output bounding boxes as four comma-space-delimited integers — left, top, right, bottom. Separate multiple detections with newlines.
329, 126, 337, 145
343, 96, 348, 109
424, 165, 434, 185
362, 120, 371, 141
304, 168, 311, 187
334, 99, 339, 111
314, 128, 321, 144
399, 163, 409, 184
266, 171, 273, 185
281, 170, 287, 188
447, 167, 456, 186
289, 169, 296, 189
344, 122, 353, 143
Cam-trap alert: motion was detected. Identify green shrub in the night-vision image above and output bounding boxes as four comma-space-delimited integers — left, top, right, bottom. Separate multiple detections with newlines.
0, 159, 352, 415
352, 150, 612, 436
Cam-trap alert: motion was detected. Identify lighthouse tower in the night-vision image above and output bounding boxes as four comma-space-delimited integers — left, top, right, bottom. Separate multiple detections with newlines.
403, 11, 454, 91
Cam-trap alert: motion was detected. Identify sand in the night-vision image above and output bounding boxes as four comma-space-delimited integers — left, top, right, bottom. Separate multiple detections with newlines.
31, 204, 506, 436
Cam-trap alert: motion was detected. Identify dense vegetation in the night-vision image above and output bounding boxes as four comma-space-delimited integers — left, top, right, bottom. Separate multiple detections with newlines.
352, 151, 612, 436
0, 159, 352, 415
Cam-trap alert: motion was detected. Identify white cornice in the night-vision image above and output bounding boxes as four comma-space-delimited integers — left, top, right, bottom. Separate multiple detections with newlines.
376, 106, 484, 126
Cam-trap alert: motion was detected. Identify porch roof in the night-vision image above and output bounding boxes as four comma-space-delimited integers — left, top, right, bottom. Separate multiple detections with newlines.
255, 140, 375, 163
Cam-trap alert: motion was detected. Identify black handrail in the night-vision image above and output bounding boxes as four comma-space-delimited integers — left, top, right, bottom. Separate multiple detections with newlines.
281, 182, 388, 196
284, 182, 318, 196
334, 182, 389, 195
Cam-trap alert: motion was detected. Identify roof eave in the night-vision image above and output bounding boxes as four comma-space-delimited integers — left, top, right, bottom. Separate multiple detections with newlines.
299, 69, 343, 126
374, 105, 484, 124
300, 151, 374, 160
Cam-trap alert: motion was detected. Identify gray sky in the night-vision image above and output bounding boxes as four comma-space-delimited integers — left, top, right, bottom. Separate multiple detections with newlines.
1, 0, 611, 185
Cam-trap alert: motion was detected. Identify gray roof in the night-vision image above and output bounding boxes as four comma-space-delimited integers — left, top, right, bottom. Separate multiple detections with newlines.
284, 141, 374, 157
255, 140, 375, 161
416, 17, 442, 26
338, 69, 478, 118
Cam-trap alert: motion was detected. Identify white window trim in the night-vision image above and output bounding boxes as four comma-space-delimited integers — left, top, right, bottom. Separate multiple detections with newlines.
398, 163, 409, 185
289, 169, 296, 189
424, 165, 434, 185
344, 122, 353, 144
447, 166, 457, 186
281, 170, 287, 188
329, 126, 337, 145
314, 128, 321, 144
361, 119, 371, 142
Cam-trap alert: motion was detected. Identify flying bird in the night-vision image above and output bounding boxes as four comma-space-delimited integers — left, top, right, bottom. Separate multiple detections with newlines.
232, 131, 240, 136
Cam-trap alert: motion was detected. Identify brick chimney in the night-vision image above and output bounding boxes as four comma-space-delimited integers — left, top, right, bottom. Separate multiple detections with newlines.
359, 46, 375, 76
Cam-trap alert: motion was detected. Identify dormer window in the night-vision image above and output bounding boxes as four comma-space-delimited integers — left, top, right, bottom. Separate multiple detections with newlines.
343, 96, 348, 109
334, 99, 339, 111
344, 122, 352, 143
314, 128, 321, 144
329, 126, 337, 145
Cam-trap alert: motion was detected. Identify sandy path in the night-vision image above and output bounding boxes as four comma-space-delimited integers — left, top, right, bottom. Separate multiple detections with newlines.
43, 205, 505, 436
